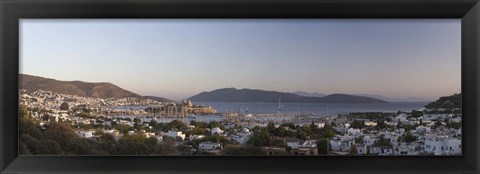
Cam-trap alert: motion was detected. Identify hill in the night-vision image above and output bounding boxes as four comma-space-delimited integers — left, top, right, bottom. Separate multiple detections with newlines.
425, 93, 461, 109
292, 91, 327, 97
20, 74, 141, 99
188, 88, 388, 103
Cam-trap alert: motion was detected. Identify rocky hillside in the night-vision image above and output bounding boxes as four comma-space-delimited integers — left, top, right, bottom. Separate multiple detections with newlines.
20, 74, 141, 99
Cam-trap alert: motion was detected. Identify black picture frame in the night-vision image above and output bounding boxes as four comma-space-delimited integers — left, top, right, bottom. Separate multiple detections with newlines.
1, 0, 479, 173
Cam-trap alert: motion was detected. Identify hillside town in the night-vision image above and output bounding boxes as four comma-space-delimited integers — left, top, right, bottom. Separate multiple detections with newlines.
19, 89, 462, 156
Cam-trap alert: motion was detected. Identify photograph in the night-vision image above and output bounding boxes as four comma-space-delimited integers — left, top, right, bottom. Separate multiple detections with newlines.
18, 19, 462, 156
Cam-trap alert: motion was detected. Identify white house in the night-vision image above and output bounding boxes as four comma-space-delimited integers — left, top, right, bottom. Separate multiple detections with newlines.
189, 134, 205, 141
370, 146, 394, 155
231, 130, 252, 145
330, 137, 354, 152
211, 127, 224, 134
199, 141, 223, 151
299, 140, 317, 148
395, 114, 407, 122
424, 137, 461, 155
347, 128, 361, 135
364, 121, 377, 127
77, 130, 95, 139
363, 136, 376, 146
316, 122, 326, 128
287, 141, 301, 149
356, 143, 367, 155
143, 132, 156, 138
416, 125, 432, 133
166, 130, 186, 140
155, 135, 163, 143
334, 127, 348, 135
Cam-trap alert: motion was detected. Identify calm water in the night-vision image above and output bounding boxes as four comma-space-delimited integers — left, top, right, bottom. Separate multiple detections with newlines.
113, 115, 223, 123
112, 102, 429, 123
196, 102, 429, 115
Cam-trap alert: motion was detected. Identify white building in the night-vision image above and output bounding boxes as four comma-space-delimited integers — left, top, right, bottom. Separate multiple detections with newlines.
330, 138, 354, 152
416, 125, 432, 133
298, 140, 317, 148
143, 132, 156, 138
231, 130, 252, 145
356, 144, 367, 155
166, 130, 186, 140
363, 136, 376, 146
315, 122, 325, 128
424, 137, 461, 155
347, 128, 361, 135
189, 134, 205, 141
77, 130, 95, 138
364, 121, 377, 127
199, 141, 223, 151
211, 127, 224, 134
395, 114, 407, 122
370, 146, 394, 155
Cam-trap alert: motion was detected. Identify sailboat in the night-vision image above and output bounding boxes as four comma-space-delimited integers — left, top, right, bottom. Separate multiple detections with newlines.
278, 98, 284, 114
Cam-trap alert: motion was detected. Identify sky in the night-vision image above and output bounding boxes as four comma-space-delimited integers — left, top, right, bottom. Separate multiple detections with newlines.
20, 19, 461, 101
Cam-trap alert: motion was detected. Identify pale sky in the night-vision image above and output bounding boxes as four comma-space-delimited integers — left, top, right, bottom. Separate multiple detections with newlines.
20, 19, 461, 101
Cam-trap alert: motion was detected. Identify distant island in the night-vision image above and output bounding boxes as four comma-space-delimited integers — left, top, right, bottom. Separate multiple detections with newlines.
293, 91, 432, 102
188, 88, 388, 103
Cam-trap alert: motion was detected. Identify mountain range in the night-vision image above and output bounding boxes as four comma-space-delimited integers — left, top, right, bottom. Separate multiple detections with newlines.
19, 74, 173, 102
188, 88, 388, 103
21, 74, 425, 104
293, 91, 432, 102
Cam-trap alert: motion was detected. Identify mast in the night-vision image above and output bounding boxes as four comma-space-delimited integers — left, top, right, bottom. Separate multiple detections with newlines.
278, 98, 281, 114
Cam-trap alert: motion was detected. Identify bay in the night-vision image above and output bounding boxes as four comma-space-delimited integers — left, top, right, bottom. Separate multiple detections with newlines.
196, 102, 429, 116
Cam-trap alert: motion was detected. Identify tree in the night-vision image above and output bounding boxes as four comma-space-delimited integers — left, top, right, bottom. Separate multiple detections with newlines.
247, 128, 271, 147
43, 122, 77, 147
355, 136, 364, 144
115, 134, 157, 155
66, 138, 95, 155
349, 145, 357, 155
374, 136, 391, 146
133, 118, 142, 130
39, 139, 62, 155
224, 147, 264, 155
149, 119, 158, 127
411, 110, 423, 118
376, 119, 387, 129
404, 132, 417, 143
60, 102, 69, 111
325, 128, 336, 139
351, 120, 364, 129
117, 124, 133, 134
19, 141, 32, 155
317, 138, 329, 155
267, 122, 276, 132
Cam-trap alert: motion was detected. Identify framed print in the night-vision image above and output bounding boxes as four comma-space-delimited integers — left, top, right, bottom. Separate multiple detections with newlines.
1, 0, 479, 174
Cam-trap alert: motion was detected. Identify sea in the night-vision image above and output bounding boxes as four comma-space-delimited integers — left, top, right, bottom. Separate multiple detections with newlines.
112, 102, 429, 123
195, 102, 429, 116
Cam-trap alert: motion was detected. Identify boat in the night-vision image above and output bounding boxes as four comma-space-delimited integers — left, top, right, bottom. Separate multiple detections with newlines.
187, 114, 197, 119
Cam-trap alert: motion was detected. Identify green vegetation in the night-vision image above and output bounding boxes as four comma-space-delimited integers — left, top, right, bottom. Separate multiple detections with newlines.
348, 112, 396, 120
425, 93, 461, 109
373, 136, 391, 146
19, 106, 178, 155
349, 145, 357, 155
60, 102, 69, 110
317, 138, 329, 155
